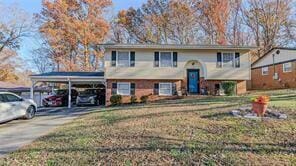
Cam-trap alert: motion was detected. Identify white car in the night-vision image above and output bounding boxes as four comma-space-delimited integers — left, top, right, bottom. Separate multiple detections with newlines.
0, 92, 37, 123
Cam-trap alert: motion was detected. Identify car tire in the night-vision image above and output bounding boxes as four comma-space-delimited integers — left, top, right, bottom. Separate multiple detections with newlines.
94, 99, 99, 106
25, 106, 36, 119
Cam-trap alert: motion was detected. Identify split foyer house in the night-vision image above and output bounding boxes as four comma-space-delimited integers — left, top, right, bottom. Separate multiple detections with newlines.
104, 44, 255, 105
251, 48, 296, 90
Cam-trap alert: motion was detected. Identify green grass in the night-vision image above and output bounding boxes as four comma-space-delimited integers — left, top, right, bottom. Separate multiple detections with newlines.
0, 89, 295, 165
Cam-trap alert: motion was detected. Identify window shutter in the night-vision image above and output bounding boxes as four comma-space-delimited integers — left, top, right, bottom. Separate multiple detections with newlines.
111, 83, 117, 95
172, 83, 177, 95
235, 52, 240, 68
217, 52, 222, 68
130, 83, 136, 95
154, 52, 159, 67
173, 52, 178, 67
154, 83, 159, 95
111, 51, 117, 67
130, 51, 135, 67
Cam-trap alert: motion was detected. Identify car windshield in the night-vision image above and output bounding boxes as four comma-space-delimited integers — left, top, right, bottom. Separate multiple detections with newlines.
55, 90, 67, 95
80, 89, 96, 95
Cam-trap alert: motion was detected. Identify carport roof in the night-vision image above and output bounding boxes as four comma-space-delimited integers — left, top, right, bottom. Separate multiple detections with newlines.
31, 72, 104, 77
30, 72, 105, 84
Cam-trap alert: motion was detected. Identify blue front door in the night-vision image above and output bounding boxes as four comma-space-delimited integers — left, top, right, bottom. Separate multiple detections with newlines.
188, 69, 199, 94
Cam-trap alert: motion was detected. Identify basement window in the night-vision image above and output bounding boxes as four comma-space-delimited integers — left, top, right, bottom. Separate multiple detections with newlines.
283, 62, 292, 73
117, 82, 130, 95
159, 83, 172, 96
262, 67, 269, 75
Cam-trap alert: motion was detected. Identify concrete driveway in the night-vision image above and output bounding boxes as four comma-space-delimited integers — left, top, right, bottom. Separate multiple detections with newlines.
0, 107, 99, 157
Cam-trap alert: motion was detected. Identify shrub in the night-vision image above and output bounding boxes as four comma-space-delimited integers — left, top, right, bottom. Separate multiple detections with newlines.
130, 95, 137, 104
110, 95, 122, 106
221, 81, 236, 96
140, 95, 149, 103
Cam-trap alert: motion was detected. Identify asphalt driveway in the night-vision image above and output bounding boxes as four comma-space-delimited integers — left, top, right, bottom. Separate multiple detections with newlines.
0, 107, 99, 157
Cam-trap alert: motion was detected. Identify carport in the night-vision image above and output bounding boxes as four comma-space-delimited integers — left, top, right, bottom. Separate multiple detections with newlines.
30, 72, 105, 108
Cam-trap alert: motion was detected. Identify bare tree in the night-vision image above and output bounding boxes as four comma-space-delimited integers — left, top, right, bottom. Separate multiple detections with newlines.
243, 0, 294, 54
0, 3, 33, 53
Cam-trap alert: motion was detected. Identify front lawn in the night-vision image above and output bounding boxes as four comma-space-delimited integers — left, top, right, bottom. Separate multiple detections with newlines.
1, 89, 295, 165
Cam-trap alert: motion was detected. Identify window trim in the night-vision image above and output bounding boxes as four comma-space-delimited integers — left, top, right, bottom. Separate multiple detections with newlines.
159, 82, 173, 96
221, 52, 235, 68
159, 51, 173, 68
116, 51, 131, 67
117, 82, 131, 96
283, 62, 292, 73
262, 66, 269, 75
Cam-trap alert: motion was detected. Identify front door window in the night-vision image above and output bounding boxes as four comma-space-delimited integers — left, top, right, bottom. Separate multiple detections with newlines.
188, 70, 199, 94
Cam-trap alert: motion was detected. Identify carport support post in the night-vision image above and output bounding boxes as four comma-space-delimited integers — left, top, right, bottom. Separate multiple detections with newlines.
68, 79, 72, 109
30, 80, 35, 99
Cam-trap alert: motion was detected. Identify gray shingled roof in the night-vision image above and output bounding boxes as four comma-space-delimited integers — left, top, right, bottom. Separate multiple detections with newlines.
101, 44, 257, 50
31, 72, 104, 77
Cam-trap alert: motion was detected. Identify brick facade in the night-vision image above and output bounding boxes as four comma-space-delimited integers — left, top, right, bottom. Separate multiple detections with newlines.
106, 78, 247, 105
199, 80, 246, 95
251, 61, 296, 90
106, 79, 182, 105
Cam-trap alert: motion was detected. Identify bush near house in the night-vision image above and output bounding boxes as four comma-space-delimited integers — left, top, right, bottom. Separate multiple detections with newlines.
110, 95, 122, 106
222, 81, 237, 96
140, 95, 149, 103
130, 95, 137, 104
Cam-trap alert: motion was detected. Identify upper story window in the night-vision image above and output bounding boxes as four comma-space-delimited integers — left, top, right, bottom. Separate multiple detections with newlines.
111, 51, 135, 67
283, 62, 292, 73
223, 53, 234, 67
217, 52, 240, 68
262, 67, 269, 75
154, 52, 178, 68
160, 52, 172, 67
117, 51, 130, 67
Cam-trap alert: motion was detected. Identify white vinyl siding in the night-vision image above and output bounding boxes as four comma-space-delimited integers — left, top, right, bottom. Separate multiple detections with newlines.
117, 82, 130, 95
283, 62, 292, 73
262, 67, 269, 75
222, 53, 234, 68
160, 52, 173, 67
159, 83, 172, 96
105, 49, 251, 80
117, 51, 130, 67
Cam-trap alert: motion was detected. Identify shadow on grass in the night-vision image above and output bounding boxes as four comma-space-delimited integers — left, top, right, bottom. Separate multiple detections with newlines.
99, 97, 247, 114
200, 112, 232, 120
15, 135, 296, 156
96, 104, 239, 125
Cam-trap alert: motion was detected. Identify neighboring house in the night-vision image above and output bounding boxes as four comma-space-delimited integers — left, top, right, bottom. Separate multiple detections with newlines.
103, 44, 255, 105
251, 48, 296, 90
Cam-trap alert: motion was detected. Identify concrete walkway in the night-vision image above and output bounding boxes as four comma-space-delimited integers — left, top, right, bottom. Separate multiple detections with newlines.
0, 107, 98, 157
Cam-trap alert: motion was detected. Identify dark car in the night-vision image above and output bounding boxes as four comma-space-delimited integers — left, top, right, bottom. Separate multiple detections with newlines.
76, 88, 105, 106
43, 89, 78, 107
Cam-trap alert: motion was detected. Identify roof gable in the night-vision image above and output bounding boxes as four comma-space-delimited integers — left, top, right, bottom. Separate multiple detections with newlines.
252, 47, 296, 68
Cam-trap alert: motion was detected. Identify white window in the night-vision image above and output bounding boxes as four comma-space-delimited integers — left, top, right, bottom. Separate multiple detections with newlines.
283, 62, 292, 73
117, 51, 130, 67
160, 52, 172, 67
222, 53, 234, 67
117, 82, 130, 95
159, 83, 172, 96
262, 67, 269, 75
